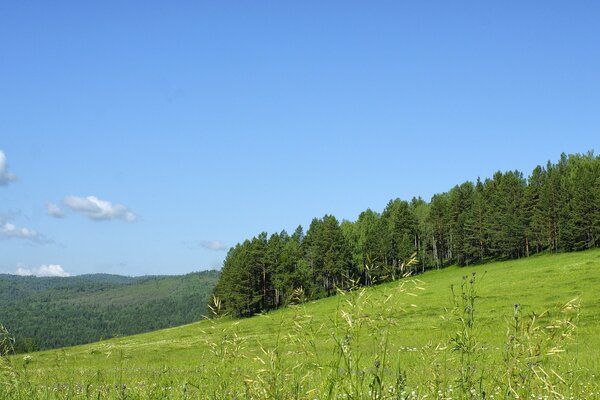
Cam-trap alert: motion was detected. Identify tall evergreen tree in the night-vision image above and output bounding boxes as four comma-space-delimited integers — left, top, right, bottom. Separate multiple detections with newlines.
448, 182, 475, 265
304, 215, 352, 296
566, 152, 599, 249
428, 193, 450, 268
410, 198, 432, 273
213, 241, 260, 317
484, 171, 527, 259
353, 209, 383, 284
524, 165, 547, 255
464, 178, 487, 264
381, 199, 417, 278
541, 156, 570, 252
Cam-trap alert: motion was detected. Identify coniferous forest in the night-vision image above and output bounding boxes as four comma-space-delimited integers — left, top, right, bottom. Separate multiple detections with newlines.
213, 152, 600, 317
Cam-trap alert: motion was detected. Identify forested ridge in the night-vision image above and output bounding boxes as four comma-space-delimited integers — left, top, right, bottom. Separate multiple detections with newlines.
0, 271, 219, 351
213, 151, 600, 317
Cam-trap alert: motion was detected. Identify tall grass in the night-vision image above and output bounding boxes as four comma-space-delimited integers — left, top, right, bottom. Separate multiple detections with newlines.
2, 262, 599, 399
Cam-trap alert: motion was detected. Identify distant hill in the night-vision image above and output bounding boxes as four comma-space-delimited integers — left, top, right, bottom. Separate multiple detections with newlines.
0, 270, 219, 351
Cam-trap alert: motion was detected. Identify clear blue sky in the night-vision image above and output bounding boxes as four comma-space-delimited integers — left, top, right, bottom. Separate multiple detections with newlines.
1, 1, 598, 276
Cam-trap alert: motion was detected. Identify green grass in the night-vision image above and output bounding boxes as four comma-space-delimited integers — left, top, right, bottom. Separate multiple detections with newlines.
4, 250, 600, 398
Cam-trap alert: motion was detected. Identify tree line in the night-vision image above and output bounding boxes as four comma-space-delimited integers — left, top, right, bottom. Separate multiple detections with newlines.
212, 152, 600, 317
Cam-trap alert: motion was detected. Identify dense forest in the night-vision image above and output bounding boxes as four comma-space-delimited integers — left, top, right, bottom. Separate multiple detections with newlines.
213, 151, 600, 317
0, 271, 219, 351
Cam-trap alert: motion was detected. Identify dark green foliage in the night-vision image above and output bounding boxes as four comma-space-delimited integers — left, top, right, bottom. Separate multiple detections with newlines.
464, 178, 487, 264
213, 151, 600, 319
448, 182, 475, 265
524, 166, 547, 255
343, 208, 383, 284
566, 152, 600, 249
0, 271, 219, 351
410, 197, 431, 273
213, 229, 310, 317
429, 193, 451, 268
380, 199, 417, 277
485, 171, 527, 259
304, 215, 353, 296
212, 242, 259, 318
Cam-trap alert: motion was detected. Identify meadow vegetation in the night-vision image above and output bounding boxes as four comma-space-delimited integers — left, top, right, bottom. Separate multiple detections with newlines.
2, 250, 600, 399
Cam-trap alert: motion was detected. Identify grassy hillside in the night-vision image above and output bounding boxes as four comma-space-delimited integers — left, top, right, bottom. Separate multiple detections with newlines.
3, 250, 600, 399
0, 271, 219, 350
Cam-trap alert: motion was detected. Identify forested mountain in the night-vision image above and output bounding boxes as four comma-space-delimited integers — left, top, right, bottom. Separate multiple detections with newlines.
0, 270, 219, 351
213, 151, 600, 317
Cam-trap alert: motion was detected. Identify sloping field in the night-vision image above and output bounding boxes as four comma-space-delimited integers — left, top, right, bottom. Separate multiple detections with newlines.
4, 250, 600, 399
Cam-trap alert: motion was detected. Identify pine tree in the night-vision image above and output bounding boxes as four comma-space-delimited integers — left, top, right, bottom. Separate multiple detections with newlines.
464, 178, 487, 264
524, 165, 547, 255
381, 199, 417, 278
410, 197, 432, 273
304, 215, 352, 296
566, 152, 599, 249
485, 171, 526, 259
352, 209, 383, 284
448, 182, 475, 265
428, 193, 450, 268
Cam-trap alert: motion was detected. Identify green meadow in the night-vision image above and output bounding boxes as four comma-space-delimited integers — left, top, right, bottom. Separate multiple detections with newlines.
3, 250, 600, 399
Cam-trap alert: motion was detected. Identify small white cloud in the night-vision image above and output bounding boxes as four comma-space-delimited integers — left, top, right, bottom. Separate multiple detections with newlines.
15, 264, 70, 277
46, 202, 65, 218
63, 195, 138, 222
1, 222, 49, 243
200, 240, 228, 251
15, 266, 32, 276
0, 150, 17, 186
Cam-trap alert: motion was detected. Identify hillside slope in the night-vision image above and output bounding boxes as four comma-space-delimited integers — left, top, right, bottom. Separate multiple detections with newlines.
7, 250, 600, 398
0, 270, 219, 350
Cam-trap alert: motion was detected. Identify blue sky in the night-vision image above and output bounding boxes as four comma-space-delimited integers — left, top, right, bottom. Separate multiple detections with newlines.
1, 1, 598, 276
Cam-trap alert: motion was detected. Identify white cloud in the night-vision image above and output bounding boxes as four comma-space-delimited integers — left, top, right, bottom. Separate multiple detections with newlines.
46, 202, 65, 218
200, 240, 228, 251
15, 264, 70, 277
63, 195, 137, 222
1, 221, 49, 243
0, 150, 17, 185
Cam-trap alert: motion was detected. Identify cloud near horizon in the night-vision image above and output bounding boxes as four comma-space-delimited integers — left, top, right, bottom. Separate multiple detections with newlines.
15, 264, 71, 277
0, 150, 17, 186
62, 196, 137, 222
200, 240, 228, 251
